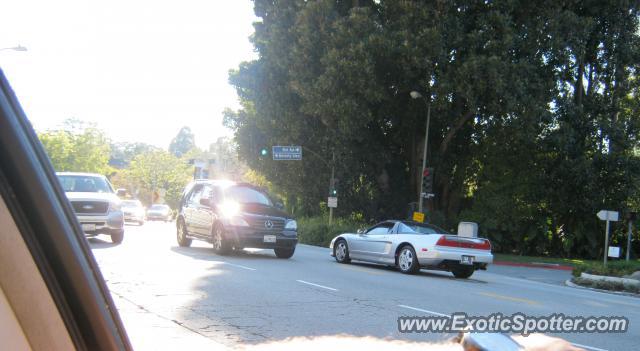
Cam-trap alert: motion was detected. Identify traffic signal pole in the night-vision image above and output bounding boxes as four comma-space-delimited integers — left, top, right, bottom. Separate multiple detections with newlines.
418, 102, 431, 214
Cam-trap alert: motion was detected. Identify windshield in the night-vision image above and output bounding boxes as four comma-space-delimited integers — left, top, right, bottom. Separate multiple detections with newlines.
224, 186, 273, 206
58, 175, 114, 193
150, 205, 169, 211
398, 222, 450, 235
121, 200, 142, 208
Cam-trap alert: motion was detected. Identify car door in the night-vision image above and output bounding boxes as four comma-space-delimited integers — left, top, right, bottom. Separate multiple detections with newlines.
195, 185, 215, 237
184, 185, 203, 235
350, 222, 394, 262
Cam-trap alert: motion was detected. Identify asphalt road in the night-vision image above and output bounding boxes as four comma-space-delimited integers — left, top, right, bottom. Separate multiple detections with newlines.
90, 221, 639, 351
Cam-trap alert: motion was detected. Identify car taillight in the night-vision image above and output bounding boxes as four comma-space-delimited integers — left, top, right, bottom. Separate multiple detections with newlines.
436, 236, 491, 251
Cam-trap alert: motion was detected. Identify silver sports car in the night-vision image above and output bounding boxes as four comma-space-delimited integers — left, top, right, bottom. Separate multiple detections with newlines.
329, 220, 493, 278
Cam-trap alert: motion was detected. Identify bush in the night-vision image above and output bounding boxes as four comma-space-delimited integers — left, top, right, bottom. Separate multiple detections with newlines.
572, 260, 640, 278
297, 216, 368, 247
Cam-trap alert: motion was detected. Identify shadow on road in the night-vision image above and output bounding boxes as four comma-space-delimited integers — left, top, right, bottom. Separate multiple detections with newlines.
87, 237, 120, 249
170, 246, 281, 261
346, 261, 488, 284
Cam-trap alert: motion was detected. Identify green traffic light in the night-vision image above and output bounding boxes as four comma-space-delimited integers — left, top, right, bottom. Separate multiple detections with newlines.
261, 148, 268, 156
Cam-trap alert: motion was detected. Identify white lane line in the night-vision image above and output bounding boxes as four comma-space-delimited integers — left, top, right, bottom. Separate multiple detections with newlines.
296, 280, 338, 291
397, 304, 450, 318
224, 262, 256, 271
570, 342, 608, 351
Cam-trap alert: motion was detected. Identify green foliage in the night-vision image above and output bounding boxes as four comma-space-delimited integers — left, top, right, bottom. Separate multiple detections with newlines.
297, 216, 368, 247
572, 261, 640, 278
113, 151, 192, 209
226, 1, 640, 259
38, 119, 112, 174
169, 126, 196, 157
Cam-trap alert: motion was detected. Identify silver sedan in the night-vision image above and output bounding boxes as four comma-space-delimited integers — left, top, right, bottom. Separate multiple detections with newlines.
329, 220, 493, 278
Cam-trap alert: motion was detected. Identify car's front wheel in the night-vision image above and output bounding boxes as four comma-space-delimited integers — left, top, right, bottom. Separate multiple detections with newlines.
333, 239, 351, 263
274, 247, 295, 259
176, 219, 192, 247
212, 223, 231, 255
397, 245, 420, 274
111, 230, 124, 244
451, 265, 474, 279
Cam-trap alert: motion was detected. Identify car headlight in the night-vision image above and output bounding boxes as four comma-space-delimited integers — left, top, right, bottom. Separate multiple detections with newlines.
229, 216, 249, 227
220, 201, 240, 218
285, 220, 297, 230
109, 201, 121, 212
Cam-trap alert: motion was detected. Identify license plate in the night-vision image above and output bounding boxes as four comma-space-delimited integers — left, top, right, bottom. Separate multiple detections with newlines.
81, 224, 96, 232
263, 235, 277, 243
461, 255, 474, 265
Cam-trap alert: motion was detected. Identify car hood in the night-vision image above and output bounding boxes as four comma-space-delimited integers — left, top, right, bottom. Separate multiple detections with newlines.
238, 203, 292, 219
64, 192, 120, 202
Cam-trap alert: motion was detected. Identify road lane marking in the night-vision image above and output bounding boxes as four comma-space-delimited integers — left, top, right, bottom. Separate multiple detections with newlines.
224, 262, 256, 271
296, 280, 338, 291
397, 304, 450, 318
478, 292, 540, 306
570, 342, 608, 351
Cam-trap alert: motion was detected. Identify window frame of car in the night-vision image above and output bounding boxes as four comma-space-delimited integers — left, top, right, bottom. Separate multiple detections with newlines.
187, 184, 204, 206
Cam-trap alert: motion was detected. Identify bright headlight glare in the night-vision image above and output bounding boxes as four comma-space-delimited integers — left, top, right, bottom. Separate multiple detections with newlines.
220, 201, 240, 218
229, 216, 249, 227
285, 220, 297, 230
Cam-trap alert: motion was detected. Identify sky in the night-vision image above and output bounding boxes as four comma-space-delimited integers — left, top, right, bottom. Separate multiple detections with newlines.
0, 0, 258, 149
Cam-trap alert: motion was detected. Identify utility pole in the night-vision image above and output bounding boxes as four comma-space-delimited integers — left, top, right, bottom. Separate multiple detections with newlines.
329, 152, 335, 226
418, 101, 431, 213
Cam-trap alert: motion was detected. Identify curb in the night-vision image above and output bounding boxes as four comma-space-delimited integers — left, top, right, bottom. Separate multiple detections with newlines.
564, 279, 640, 298
494, 261, 573, 271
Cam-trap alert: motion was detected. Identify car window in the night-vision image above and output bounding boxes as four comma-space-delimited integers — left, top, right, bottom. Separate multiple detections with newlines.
366, 223, 393, 235
399, 222, 450, 235
122, 200, 141, 207
223, 185, 272, 206
58, 175, 114, 193
188, 185, 203, 206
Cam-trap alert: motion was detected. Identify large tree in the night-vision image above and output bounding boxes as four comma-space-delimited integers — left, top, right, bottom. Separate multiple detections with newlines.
169, 126, 196, 157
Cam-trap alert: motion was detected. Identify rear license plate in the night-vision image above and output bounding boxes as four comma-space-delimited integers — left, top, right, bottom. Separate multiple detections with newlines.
263, 235, 277, 243
81, 224, 96, 232
460, 255, 474, 265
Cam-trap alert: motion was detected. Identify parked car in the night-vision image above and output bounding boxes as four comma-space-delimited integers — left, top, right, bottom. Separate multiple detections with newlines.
329, 220, 493, 278
56, 172, 125, 243
176, 180, 298, 258
121, 199, 145, 225
146, 204, 173, 221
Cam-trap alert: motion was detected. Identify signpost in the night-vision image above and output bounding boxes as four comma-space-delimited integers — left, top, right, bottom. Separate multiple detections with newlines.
327, 197, 338, 208
272, 146, 302, 160
597, 210, 619, 266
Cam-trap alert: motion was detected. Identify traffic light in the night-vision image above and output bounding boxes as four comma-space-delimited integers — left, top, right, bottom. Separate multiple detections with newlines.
329, 178, 339, 197
422, 167, 434, 194
260, 148, 268, 156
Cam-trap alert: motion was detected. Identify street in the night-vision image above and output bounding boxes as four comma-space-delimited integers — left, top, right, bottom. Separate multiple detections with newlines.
90, 222, 639, 351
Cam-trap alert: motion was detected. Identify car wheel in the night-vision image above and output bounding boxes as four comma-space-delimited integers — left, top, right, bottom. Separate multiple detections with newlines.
333, 239, 351, 263
397, 245, 420, 274
212, 223, 231, 255
451, 265, 474, 279
176, 219, 192, 247
274, 247, 295, 259
110, 230, 124, 244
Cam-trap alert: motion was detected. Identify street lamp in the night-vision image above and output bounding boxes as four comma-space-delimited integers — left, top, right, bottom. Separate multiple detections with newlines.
0, 45, 27, 52
410, 90, 432, 214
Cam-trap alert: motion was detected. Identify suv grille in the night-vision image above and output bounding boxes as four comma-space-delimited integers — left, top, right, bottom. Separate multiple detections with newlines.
71, 201, 109, 214
246, 217, 285, 231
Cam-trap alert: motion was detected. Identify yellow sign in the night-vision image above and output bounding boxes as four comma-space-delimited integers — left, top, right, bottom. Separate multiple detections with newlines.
412, 212, 425, 223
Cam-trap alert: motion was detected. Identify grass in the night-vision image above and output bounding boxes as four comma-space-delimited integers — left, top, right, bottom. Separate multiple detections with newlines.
572, 260, 640, 278
493, 253, 595, 267
572, 277, 640, 294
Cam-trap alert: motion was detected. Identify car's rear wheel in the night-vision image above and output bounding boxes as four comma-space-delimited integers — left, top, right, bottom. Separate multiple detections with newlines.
176, 219, 192, 247
110, 230, 124, 244
397, 245, 420, 274
274, 247, 295, 259
333, 239, 351, 263
212, 223, 231, 255
451, 265, 474, 279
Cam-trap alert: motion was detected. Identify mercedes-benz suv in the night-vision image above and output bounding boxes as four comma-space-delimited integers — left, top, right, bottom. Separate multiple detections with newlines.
176, 180, 297, 258
57, 172, 125, 243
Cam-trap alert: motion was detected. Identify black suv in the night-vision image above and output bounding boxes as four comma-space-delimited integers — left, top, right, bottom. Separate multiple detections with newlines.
176, 180, 298, 258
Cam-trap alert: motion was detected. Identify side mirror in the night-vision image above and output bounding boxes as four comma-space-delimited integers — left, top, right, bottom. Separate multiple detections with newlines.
116, 188, 127, 197
275, 202, 284, 210
199, 198, 212, 206
357, 228, 365, 234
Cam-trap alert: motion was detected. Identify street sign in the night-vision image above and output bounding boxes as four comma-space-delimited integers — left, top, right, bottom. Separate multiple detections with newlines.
608, 246, 620, 258
327, 197, 338, 208
412, 212, 424, 223
597, 209, 619, 266
597, 210, 619, 221
272, 146, 302, 160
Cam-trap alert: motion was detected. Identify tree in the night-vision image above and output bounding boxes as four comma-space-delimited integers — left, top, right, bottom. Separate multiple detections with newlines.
38, 119, 112, 174
110, 142, 161, 168
169, 126, 196, 157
